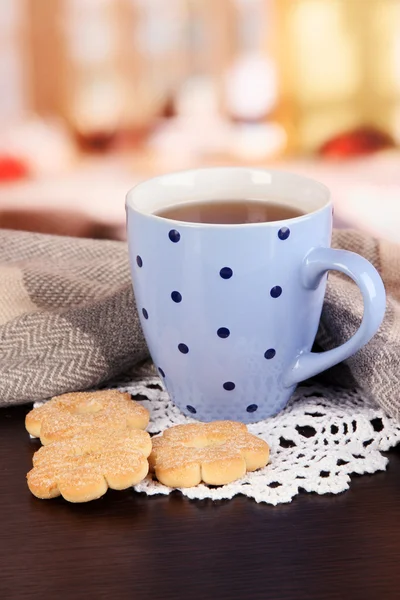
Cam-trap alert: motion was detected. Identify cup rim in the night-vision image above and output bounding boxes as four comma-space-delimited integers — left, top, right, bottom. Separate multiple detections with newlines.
126, 166, 332, 228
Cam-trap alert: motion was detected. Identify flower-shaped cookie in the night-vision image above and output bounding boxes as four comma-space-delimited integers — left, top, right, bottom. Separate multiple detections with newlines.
149, 421, 269, 488
27, 428, 152, 502
25, 390, 149, 445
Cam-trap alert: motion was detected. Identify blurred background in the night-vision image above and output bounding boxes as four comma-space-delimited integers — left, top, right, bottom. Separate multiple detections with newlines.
1, 0, 400, 241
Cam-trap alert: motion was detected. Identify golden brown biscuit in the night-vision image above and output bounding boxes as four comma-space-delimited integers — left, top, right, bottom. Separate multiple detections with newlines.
149, 421, 269, 488
25, 390, 149, 445
27, 428, 152, 502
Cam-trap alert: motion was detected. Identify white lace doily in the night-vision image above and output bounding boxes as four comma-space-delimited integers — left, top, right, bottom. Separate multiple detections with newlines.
117, 375, 400, 505
33, 374, 400, 505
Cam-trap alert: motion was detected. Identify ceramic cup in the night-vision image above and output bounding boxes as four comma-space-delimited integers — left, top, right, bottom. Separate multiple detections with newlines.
126, 167, 386, 423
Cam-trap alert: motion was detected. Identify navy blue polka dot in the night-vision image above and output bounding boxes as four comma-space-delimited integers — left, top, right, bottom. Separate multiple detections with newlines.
136, 255, 143, 267
270, 286, 282, 298
217, 327, 230, 338
158, 367, 165, 378
264, 348, 276, 360
171, 291, 182, 303
278, 227, 290, 240
169, 229, 180, 243
142, 308, 148, 319
220, 267, 233, 279
178, 343, 189, 354
223, 381, 235, 391
186, 405, 197, 414
246, 404, 258, 413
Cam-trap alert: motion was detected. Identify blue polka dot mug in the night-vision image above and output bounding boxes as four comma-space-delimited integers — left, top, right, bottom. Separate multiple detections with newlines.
126, 168, 386, 423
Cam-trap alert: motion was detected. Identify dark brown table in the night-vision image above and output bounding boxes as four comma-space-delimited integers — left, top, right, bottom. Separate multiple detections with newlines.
1, 404, 400, 600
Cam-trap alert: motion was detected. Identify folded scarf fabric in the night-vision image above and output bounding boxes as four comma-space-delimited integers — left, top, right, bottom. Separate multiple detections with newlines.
0, 230, 147, 405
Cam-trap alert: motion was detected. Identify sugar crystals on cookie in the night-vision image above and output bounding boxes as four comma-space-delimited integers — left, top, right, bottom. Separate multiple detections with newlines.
27, 428, 152, 502
149, 421, 269, 488
25, 390, 149, 445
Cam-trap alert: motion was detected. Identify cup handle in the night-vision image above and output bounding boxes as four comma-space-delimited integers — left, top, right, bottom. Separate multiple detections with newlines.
284, 247, 386, 387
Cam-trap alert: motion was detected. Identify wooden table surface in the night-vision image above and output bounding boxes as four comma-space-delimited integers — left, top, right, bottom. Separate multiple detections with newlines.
2, 404, 400, 600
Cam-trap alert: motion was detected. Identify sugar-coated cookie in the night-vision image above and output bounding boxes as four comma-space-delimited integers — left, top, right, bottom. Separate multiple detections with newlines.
149, 421, 269, 488
25, 390, 149, 445
27, 428, 152, 502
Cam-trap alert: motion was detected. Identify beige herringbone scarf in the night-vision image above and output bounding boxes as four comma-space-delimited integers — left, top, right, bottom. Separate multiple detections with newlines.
0, 229, 398, 418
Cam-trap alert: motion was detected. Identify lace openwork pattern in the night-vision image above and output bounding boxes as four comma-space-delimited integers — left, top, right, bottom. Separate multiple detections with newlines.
112, 375, 400, 505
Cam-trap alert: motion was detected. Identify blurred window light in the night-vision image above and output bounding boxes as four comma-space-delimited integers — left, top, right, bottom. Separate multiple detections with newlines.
0, 0, 23, 33
287, 0, 361, 104
0, 0, 25, 122
63, 0, 117, 65
225, 53, 278, 120
370, 0, 400, 95
133, 0, 187, 57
